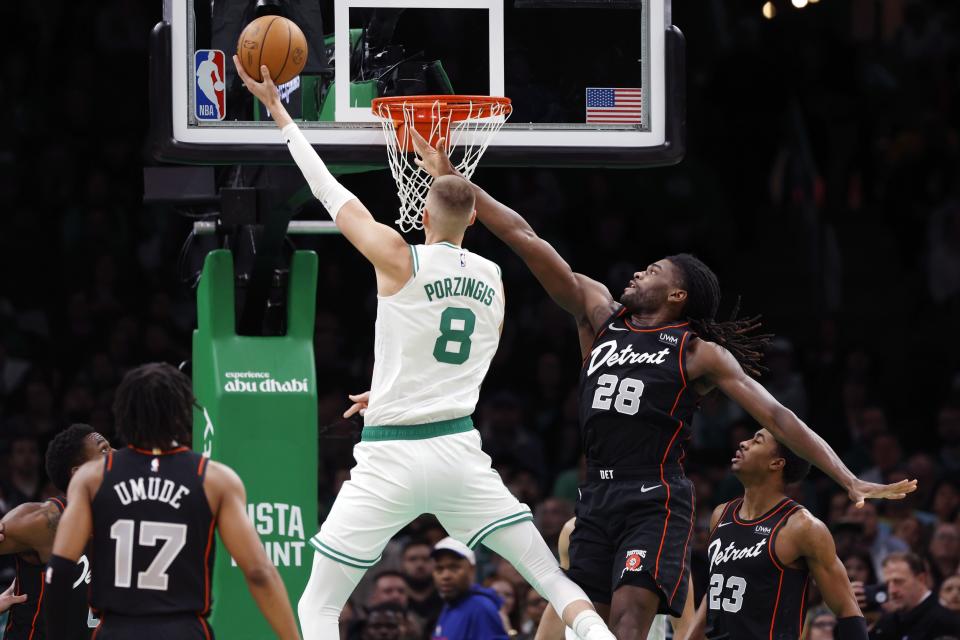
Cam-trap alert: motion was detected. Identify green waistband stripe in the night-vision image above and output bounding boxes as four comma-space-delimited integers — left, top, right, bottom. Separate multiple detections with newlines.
467, 511, 533, 549
362, 416, 474, 441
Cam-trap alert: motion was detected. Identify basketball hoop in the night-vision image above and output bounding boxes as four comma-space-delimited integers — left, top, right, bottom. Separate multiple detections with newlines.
372, 95, 512, 232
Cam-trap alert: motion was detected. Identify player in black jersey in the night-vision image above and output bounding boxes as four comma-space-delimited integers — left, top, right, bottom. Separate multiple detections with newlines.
45, 363, 301, 640
682, 428, 867, 640
0, 424, 111, 640
411, 132, 917, 639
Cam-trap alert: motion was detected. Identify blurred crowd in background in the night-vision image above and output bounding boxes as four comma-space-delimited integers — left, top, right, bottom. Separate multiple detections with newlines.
2, 0, 960, 638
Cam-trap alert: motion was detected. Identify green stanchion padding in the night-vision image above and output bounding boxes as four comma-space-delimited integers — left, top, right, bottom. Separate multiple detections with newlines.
192, 249, 318, 639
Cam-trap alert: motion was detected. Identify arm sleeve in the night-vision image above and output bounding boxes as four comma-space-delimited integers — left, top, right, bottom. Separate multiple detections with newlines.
281, 123, 356, 219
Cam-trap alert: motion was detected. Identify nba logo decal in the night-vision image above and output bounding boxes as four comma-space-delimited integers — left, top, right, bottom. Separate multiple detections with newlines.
195, 49, 226, 121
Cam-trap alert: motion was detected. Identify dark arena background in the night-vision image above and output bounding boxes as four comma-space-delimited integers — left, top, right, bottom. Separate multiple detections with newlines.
2, 1, 960, 639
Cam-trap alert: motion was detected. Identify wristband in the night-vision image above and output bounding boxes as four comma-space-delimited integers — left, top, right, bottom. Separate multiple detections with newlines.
44, 554, 78, 638
836, 616, 868, 640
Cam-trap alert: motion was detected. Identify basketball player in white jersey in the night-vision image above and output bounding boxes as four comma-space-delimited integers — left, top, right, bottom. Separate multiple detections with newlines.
234, 59, 615, 640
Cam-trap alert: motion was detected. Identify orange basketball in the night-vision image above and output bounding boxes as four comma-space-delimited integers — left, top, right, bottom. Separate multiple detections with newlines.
236, 15, 308, 86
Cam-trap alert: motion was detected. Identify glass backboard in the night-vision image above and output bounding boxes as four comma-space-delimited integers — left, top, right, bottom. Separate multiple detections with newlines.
151, 0, 684, 166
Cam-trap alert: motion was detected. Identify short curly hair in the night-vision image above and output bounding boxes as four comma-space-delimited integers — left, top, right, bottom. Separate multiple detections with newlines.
45, 424, 96, 493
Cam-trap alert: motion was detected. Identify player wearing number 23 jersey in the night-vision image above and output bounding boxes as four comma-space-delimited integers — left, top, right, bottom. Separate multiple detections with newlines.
687, 428, 868, 640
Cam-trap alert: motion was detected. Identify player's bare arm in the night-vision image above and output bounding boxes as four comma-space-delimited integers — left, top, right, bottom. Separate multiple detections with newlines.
0, 502, 62, 559
204, 461, 302, 640
412, 129, 617, 351
50, 459, 101, 562
233, 57, 412, 296
779, 511, 862, 617
681, 503, 728, 640
685, 339, 917, 506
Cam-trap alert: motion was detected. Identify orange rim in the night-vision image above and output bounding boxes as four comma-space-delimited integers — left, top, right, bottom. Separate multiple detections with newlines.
372, 95, 512, 122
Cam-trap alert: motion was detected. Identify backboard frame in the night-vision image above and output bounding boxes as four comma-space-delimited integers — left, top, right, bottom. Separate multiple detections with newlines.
150, 0, 685, 167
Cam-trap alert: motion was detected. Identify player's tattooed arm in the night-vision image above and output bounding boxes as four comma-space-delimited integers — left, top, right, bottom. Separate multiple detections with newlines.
0, 503, 59, 557
788, 513, 863, 619
688, 341, 917, 506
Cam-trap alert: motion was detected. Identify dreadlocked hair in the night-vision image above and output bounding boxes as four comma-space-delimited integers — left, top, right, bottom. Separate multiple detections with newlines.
113, 363, 195, 450
667, 253, 773, 378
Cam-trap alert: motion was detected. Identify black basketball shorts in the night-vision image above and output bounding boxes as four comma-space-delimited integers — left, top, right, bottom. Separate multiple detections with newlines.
566, 465, 695, 616
92, 613, 214, 640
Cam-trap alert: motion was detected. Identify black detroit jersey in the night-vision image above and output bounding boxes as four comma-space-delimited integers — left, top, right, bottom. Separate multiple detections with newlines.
578, 307, 698, 469
90, 447, 215, 619
5, 497, 94, 640
707, 498, 809, 640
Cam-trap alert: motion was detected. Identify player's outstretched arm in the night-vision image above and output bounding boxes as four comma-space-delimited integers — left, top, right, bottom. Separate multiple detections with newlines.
0, 503, 57, 557
690, 341, 917, 506
794, 515, 863, 616
791, 514, 869, 639
46, 460, 100, 639
411, 130, 615, 330
206, 461, 302, 640
232, 58, 411, 295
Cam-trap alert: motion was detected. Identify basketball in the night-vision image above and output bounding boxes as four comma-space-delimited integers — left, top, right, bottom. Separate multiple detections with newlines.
236, 15, 308, 86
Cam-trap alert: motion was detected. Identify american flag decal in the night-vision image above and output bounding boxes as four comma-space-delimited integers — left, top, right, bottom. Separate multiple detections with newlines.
585, 88, 643, 124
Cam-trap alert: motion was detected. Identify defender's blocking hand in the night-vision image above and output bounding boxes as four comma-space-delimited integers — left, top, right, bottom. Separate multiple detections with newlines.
411, 129, 457, 178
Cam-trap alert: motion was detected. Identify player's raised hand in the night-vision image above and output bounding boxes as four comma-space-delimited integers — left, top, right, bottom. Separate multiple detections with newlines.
411, 129, 457, 177
848, 477, 918, 508
0, 580, 27, 613
343, 391, 370, 419
232, 56, 279, 107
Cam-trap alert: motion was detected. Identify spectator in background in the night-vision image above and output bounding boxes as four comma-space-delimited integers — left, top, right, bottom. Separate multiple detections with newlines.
869, 552, 960, 640
938, 404, 960, 473
927, 523, 960, 589
861, 433, 903, 484
842, 502, 909, 577
3, 435, 41, 505
533, 497, 574, 557
906, 453, 941, 511
483, 577, 520, 637
932, 479, 960, 523
362, 571, 422, 640
940, 574, 960, 613
400, 540, 442, 633
804, 606, 837, 640
518, 589, 547, 639
843, 549, 878, 586
893, 517, 926, 555
361, 602, 405, 640
431, 538, 507, 640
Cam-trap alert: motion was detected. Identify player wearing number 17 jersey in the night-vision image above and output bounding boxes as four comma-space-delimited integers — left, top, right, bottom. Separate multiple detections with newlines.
46, 363, 301, 640
234, 61, 614, 640
410, 133, 918, 640
682, 428, 867, 640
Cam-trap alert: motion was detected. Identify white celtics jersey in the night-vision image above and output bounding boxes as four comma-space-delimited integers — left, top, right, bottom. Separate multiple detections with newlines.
363, 242, 504, 426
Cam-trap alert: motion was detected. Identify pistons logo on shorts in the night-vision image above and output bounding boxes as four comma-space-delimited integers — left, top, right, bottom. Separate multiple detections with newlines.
624, 549, 647, 572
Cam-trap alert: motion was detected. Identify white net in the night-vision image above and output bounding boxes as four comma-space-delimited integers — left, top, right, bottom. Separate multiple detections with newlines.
374, 97, 511, 233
